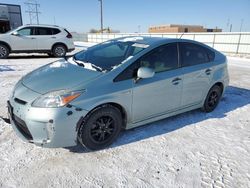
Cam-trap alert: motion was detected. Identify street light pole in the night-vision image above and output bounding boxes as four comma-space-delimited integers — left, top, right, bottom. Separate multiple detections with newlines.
99, 0, 103, 33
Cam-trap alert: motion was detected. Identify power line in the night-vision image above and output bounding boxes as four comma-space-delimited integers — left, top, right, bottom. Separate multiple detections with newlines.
24, 0, 41, 24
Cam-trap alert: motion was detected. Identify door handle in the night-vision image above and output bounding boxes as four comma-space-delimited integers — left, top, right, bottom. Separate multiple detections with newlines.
172, 77, 182, 85
51, 37, 56, 39
31, 37, 36, 39
205, 69, 212, 75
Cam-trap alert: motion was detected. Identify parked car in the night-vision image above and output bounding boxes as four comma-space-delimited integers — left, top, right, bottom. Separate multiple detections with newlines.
0, 24, 75, 58
8, 37, 229, 150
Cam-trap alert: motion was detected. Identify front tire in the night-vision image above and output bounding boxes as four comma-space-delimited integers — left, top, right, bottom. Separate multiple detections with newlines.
52, 44, 66, 57
0, 44, 9, 59
78, 105, 122, 150
202, 85, 222, 112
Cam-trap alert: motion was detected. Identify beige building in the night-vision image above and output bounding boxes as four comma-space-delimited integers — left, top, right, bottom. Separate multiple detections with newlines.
149, 24, 222, 33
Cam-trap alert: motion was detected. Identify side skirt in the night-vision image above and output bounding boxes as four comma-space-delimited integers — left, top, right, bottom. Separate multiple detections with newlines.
126, 102, 202, 130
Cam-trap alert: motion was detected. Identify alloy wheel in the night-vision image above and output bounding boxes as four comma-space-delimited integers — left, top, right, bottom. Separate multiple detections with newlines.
90, 116, 115, 143
208, 91, 219, 108
54, 46, 65, 57
0, 46, 7, 58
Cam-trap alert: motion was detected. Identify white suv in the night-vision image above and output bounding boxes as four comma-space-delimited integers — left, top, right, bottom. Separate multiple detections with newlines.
0, 24, 75, 58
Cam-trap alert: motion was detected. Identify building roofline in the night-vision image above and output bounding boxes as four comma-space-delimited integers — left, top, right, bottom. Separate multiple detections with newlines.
149, 24, 205, 28
0, 3, 21, 8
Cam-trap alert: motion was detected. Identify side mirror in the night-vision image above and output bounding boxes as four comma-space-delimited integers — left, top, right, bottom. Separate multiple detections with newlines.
135, 67, 155, 83
12, 31, 19, 36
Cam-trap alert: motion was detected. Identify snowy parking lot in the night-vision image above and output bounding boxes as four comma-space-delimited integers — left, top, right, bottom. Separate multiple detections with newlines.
0, 49, 250, 187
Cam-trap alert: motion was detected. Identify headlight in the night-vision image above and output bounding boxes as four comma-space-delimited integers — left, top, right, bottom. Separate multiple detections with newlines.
32, 90, 84, 108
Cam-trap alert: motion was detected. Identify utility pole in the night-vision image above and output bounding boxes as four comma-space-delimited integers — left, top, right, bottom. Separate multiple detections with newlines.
226, 18, 230, 32
24, 0, 41, 24
98, 0, 103, 33
230, 24, 232, 32
240, 19, 244, 32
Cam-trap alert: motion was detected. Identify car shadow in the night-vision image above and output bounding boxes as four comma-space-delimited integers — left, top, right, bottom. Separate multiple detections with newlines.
63, 85, 250, 153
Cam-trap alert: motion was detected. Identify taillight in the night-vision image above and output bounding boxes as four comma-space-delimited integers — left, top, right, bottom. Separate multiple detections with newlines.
67, 33, 72, 38
64, 29, 72, 38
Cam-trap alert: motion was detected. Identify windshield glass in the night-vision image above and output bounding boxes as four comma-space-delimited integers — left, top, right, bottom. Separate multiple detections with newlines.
74, 40, 148, 72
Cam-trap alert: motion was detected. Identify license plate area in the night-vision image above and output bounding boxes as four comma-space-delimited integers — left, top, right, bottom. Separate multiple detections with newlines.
7, 100, 33, 140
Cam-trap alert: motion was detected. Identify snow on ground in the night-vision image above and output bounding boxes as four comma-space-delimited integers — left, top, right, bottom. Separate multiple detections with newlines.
0, 48, 250, 187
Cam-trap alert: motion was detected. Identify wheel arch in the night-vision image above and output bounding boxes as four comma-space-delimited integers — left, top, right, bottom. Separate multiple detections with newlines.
0, 41, 11, 52
202, 82, 224, 112
51, 42, 68, 51
213, 82, 224, 94
76, 102, 128, 134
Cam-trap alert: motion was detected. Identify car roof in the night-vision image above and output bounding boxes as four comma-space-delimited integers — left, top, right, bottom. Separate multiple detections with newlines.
23, 24, 62, 29
114, 36, 199, 44
113, 36, 214, 50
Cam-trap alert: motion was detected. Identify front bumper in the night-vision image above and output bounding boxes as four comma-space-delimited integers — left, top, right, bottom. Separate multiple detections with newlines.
8, 97, 88, 148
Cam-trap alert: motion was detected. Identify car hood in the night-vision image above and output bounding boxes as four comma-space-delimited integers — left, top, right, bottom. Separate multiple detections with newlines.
21, 59, 102, 94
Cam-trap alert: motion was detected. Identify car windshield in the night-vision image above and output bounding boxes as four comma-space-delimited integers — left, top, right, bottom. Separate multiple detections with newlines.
73, 40, 148, 72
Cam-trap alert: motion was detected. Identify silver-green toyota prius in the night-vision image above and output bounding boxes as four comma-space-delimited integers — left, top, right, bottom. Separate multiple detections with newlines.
8, 37, 229, 150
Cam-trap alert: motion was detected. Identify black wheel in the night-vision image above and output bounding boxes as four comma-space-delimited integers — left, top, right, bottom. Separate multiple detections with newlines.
52, 44, 66, 57
78, 105, 122, 150
0, 44, 9, 59
202, 85, 222, 112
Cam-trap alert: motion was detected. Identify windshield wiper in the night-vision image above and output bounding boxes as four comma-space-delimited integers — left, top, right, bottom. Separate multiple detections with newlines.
73, 57, 104, 72
90, 63, 104, 72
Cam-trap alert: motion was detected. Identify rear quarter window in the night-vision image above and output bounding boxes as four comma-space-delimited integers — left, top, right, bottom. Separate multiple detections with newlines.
52, 28, 61, 35
205, 48, 215, 62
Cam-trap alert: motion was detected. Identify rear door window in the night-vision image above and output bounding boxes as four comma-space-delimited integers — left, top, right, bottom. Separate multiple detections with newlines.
35, 27, 53, 35
179, 42, 210, 67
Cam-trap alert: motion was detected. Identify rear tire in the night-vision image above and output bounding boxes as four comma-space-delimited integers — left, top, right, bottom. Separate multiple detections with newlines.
0, 44, 9, 59
202, 85, 222, 112
52, 44, 66, 57
78, 105, 122, 150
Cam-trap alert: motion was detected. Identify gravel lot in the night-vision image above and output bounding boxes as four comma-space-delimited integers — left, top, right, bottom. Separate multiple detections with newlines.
0, 51, 250, 188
